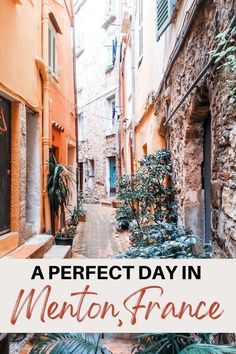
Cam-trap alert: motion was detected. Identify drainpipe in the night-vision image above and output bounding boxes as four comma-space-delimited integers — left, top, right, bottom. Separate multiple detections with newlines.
131, 6, 136, 173
35, 56, 51, 232
70, 0, 80, 208
35, 0, 51, 232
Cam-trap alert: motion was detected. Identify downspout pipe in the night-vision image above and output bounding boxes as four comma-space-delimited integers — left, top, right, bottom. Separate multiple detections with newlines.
131, 7, 136, 173
35, 55, 51, 232
70, 0, 80, 207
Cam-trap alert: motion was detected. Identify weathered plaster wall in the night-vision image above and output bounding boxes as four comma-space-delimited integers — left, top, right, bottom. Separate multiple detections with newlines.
154, 0, 236, 257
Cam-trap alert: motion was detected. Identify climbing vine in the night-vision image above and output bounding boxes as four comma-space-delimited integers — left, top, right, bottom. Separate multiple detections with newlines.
211, 26, 236, 107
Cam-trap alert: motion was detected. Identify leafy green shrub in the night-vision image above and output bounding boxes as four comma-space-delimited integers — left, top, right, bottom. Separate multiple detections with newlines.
114, 149, 209, 259
115, 203, 133, 230
116, 149, 176, 231
211, 26, 236, 107
114, 221, 212, 259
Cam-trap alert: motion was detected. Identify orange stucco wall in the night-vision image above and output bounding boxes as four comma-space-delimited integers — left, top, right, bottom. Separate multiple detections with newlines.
0, 0, 42, 109
48, 0, 76, 166
135, 106, 166, 163
0, 1, 43, 244
0, 0, 76, 239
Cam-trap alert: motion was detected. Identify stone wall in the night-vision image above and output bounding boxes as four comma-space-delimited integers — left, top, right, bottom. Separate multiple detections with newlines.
154, 0, 236, 257
75, 0, 119, 203
11, 102, 27, 243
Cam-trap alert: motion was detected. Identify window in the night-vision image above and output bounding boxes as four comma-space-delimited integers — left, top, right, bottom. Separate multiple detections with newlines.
107, 96, 116, 132
139, 0, 143, 59
105, 0, 115, 15
88, 159, 95, 177
48, 26, 57, 75
106, 37, 117, 71
156, 0, 176, 40
111, 99, 116, 128
79, 112, 84, 141
102, 0, 116, 29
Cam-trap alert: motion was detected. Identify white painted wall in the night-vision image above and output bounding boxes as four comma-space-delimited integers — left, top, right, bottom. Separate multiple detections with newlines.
133, 0, 195, 123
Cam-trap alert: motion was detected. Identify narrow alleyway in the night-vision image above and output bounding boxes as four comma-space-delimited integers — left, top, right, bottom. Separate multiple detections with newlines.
73, 204, 130, 258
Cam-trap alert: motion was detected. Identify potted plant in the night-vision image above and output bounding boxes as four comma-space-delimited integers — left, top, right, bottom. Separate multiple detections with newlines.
77, 191, 87, 222
112, 199, 121, 209
47, 156, 75, 246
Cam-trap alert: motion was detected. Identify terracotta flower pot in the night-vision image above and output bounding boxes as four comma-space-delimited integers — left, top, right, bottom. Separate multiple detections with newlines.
112, 200, 121, 208
78, 214, 86, 222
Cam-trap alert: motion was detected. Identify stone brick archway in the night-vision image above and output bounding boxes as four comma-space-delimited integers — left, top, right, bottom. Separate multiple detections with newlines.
181, 87, 211, 241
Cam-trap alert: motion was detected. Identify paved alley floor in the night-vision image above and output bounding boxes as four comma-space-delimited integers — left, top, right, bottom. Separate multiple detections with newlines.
102, 338, 137, 354
73, 204, 130, 258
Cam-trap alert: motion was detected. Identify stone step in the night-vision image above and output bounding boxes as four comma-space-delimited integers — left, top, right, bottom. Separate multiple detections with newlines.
4, 234, 54, 259
25, 223, 35, 240
101, 199, 112, 207
43, 245, 72, 259
0, 232, 19, 258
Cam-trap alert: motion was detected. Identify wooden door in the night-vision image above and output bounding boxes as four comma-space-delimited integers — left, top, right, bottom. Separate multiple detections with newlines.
109, 157, 116, 195
0, 97, 11, 235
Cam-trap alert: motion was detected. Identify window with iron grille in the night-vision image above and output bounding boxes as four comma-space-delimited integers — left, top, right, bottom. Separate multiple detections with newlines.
156, 0, 176, 40
48, 26, 57, 75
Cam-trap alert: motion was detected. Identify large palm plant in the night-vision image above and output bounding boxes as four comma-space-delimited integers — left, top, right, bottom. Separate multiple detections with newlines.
29, 333, 111, 354
47, 155, 73, 235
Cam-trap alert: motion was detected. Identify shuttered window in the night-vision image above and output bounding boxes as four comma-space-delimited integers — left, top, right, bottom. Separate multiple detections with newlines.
156, 0, 176, 40
48, 26, 57, 75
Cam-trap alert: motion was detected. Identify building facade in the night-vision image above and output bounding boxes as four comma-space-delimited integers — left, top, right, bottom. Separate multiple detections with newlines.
0, 0, 42, 256
0, 0, 76, 257
118, 0, 236, 256
75, 0, 119, 203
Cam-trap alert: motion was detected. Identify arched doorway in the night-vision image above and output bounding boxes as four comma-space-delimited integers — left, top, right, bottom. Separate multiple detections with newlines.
182, 89, 212, 243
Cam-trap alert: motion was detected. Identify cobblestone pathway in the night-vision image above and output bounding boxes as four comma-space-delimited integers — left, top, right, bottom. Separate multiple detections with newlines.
73, 204, 130, 258
102, 337, 137, 354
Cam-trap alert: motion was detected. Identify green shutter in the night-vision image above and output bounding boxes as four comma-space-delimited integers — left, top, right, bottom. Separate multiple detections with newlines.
48, 27, 52, 68
53, 36, 56, 74
156, 0, 176, 40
